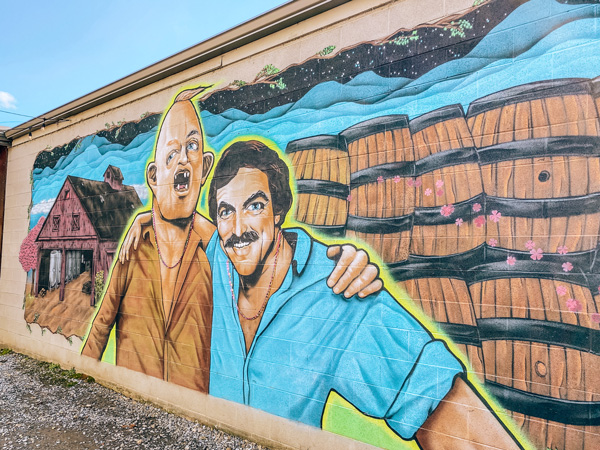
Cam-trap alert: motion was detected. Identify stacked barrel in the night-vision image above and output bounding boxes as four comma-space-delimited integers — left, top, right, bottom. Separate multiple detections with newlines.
466, 78, 600, 449
340, 115, 414, 263
399, 104, 485, 377
286, 76, 600, 450
286, 135, 350, 237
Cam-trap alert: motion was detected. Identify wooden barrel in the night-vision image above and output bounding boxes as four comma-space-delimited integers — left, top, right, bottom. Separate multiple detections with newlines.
468, 265, 600, 450
408, 104, 485, 257
466, 79, 600, 449
391, 252, 485, 379
340, 115, 414, 263
286, 135, 349, 237
463, 248, 600, 449
593, 76, 600, 115
467, 78, 600, 252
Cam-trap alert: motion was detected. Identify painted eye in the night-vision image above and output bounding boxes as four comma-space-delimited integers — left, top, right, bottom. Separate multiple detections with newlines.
219, 208, 233, 219
247, 202, 265, 212
187, 140, 199, 152
166, 151, 176, 165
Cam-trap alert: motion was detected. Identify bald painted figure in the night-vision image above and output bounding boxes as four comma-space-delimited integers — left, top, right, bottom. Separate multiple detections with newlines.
82, 86, 216, 392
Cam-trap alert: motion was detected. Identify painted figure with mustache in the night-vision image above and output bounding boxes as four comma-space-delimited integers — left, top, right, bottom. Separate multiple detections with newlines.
89, 86, 385, 393
206, 140, 522, 449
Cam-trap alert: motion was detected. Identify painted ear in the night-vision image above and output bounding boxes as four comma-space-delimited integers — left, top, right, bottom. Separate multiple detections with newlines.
201, 152, 214, 184
146, 162, 158, 186
275, 214, 281, 226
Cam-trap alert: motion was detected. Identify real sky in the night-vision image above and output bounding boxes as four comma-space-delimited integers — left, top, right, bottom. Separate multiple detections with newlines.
0, 0, 289, 129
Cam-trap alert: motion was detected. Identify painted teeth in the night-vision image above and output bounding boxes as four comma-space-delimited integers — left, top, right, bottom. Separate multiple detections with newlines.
234, 242, 250, 248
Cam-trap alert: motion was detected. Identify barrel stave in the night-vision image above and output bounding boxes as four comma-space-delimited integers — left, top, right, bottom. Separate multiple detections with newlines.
344, 116, 415, 263
287, 137, 350, 234
399, 276, 485, 378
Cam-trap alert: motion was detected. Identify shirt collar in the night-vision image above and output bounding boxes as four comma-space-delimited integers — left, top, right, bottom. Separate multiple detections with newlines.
282, 227, 312, 277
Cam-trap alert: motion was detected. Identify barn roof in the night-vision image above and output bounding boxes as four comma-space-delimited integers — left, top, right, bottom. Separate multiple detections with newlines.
67, 176, 143, 240
104, 165, 124, 181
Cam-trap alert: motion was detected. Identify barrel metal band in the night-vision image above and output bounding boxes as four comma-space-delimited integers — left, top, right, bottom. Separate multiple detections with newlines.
409, 104, 466, 134
414, 194, 485, 226
389, 245, 597, 287
350, 147, 479, 187
466, 246, 596, 287
346, 214, 413, 234
477, 136, 600, 165
487, 193, 600, 219
301, 224, 346, 237
286, 135, 347, 153
485, 380, 600, 426
466, 78, 592, 117
296, 179, 350, 200
437, 322, 481, 346
340, 115, 409, 144
478, 317, 600, 355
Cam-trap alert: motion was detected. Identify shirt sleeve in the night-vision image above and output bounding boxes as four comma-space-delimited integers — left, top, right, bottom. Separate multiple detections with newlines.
324, 285, 464, 441
385, 339, 464, 439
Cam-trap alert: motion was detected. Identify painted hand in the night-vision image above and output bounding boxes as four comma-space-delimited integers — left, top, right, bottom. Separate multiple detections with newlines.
118, 212, 150, 263
326, 245, 383, 299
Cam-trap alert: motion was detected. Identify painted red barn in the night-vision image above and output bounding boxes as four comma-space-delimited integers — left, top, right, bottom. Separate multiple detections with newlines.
34, 165, 143, 305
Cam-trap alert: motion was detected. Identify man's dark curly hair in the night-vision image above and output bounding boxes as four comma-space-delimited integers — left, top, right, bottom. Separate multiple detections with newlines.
208, 140, 292, 227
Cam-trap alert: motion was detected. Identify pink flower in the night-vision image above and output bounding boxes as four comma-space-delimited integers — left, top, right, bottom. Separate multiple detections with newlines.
425, 188, 433, 196
436, 189, 444, 196
489, 210, 501, 223
562, 262, 574, 272
525, 240, 536, 250
488, 238, 498, 247
394, 175, 401, 183
472, 203, 482, 212
556, 285, 568, 296
347, 194, 352, 201
474, 215, 486, 228
455, 218, 464, 227
530, 248, 543, 261
566, 298, 582, 313
440, 204, 455, 217
377, 176, 384, 183
506, 256, 516, 266
557, 245, 568, 255
435, 179, 444, 188
413, 178, 422, 187
592, 313, 600, 323
406, 178, 414, 187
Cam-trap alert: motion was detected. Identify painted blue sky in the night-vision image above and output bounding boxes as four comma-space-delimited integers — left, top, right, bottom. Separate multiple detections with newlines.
0, 0, 288, 129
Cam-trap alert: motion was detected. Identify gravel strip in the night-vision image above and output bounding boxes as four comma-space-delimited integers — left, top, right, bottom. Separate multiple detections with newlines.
0, 351, 269, 450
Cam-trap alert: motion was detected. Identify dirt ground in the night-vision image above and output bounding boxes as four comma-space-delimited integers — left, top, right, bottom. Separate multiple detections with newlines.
24, 272, 96, 338
0, 350, 268, 450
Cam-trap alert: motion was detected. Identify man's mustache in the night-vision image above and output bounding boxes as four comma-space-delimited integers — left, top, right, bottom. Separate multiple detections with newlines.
224, 231, 260, 248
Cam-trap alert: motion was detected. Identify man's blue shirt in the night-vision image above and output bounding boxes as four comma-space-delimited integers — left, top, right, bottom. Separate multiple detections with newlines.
206, 227, 463, 439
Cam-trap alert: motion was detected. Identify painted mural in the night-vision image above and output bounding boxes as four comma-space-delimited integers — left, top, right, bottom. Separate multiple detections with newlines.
20, 0, 600, 448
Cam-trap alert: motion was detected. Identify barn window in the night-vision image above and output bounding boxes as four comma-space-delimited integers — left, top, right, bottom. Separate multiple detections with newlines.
52, 215, 60, 231
64, 189, 70, 199
72, 214, 80, 231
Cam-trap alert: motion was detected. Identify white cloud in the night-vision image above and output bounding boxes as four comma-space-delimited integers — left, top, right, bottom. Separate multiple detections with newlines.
132, 184, 149, 201
0, 91, 16, 109
31, 198, 55, 215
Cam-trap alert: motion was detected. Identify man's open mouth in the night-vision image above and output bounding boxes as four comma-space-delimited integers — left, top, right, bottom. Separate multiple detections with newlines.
174, 169, 190, 192
233, 241, 251, 249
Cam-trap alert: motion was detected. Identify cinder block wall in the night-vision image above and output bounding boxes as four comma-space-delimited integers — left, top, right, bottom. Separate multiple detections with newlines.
3, 0, 600, 448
